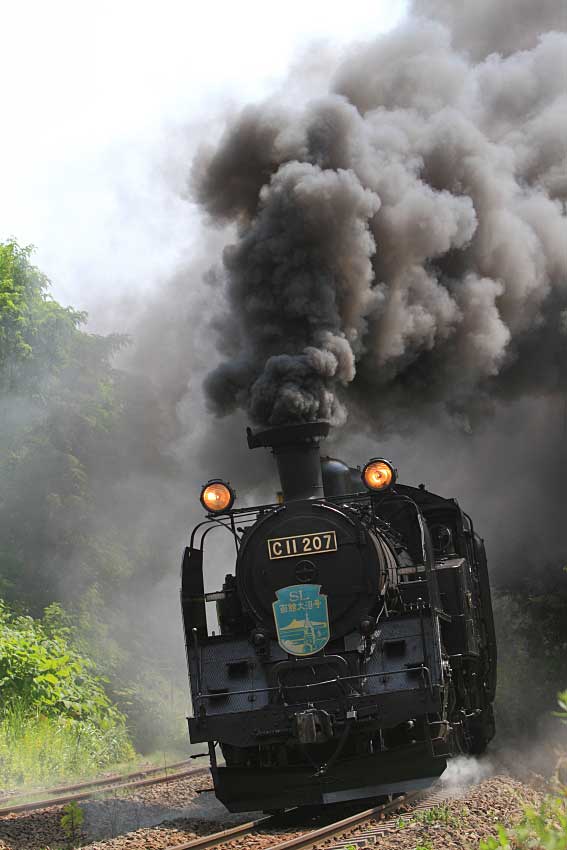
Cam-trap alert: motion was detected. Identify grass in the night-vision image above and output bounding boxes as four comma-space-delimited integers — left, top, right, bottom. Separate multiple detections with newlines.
413, 804, 463, 827
0, 704, 134, 789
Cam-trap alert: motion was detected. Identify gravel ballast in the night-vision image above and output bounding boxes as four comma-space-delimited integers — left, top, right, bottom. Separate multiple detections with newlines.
0, 772, 257, 850
310, 775, 544, 850
0, 773, 545, 850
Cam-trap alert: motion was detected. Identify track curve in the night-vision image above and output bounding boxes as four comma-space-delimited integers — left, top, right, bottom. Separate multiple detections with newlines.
0, 762, 209, 816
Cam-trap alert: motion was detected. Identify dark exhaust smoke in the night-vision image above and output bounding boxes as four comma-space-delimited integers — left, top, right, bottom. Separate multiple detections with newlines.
192, 2, 566, 433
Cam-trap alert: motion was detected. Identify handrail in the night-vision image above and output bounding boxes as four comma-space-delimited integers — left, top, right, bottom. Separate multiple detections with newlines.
196, 664, 432, 700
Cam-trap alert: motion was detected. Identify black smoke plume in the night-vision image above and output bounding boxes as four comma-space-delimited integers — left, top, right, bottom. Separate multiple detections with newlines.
192, 1, 566, 432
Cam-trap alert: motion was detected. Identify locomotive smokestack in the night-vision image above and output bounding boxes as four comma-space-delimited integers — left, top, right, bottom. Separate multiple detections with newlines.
247, 421, 330, 501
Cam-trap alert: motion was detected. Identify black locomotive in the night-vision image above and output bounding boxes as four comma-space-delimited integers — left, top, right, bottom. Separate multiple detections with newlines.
181, 421, 496, 812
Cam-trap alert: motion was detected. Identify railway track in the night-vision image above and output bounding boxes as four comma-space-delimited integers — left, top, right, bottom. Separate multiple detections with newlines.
0, 773, 544, 850
0, 760, 209, 816
157, 783, 453, 850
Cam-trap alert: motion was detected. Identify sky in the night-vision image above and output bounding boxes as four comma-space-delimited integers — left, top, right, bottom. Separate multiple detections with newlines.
0, 0, 407, 326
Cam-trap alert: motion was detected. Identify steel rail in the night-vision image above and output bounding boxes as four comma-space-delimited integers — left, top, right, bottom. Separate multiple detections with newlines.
323, 787, 461, 849
269, 785, 458, 850
0, 764, 209, 817
265, 790, 424, 850
0, 757, 195, 802
160, 814, 279, 850
161, 787, 434, 850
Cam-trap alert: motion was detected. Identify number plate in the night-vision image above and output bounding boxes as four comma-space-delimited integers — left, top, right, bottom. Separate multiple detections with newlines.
267, 531, 337, 560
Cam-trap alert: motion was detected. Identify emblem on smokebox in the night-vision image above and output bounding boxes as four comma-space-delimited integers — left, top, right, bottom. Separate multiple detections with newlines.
272, 584, 329, 657
295, 560, 318, 583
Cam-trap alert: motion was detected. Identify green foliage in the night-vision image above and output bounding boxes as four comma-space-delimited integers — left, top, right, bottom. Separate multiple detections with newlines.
0, 241, 187, 756
0, 241, 185, 764
0, 703, 133, 786
0, 238, 127, 399
0, 240, 130, 610
479, 691, 567, 850
479, 796, 567, 849
413, 804, 462, 827
60, 801, 84, 846
0, 600, 121, 723
0, 599, 134, 785
0, 240, 85, 390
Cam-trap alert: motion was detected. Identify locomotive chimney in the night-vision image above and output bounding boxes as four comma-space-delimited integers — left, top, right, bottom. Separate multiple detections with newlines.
247, 421, 330, 501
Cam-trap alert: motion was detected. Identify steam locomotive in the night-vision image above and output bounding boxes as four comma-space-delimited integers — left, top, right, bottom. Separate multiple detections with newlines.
181, 421, 496, 812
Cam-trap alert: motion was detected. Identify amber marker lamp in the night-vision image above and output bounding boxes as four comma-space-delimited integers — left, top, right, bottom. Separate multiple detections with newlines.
361, 458, 397, 492
200, 480, 235, 513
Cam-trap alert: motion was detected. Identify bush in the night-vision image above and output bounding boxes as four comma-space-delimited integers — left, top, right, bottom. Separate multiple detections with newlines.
0, 599, 134, 785
480, 691, 567, 849
0, 601, 120, 722
479, 795, 567, 849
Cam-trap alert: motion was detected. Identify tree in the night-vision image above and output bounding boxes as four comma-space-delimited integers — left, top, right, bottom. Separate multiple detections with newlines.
0, 240, 85, 392
0, 241, 192, 755
0, 240, 127, 610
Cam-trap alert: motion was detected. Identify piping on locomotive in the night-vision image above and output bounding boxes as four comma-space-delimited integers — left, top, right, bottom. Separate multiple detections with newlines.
181, 421, 497, 812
